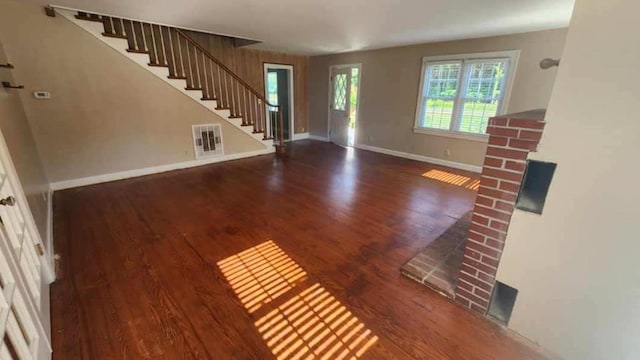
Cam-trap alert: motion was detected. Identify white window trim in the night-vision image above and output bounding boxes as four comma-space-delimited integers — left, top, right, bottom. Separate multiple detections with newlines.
413, 50, 520, 142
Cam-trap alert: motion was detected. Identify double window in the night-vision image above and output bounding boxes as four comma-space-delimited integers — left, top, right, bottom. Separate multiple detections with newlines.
414, 51, 518, 139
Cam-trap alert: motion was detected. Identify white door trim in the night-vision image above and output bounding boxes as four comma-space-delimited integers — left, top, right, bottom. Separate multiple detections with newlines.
327, 63, 362, 146
263, 63, 295, 141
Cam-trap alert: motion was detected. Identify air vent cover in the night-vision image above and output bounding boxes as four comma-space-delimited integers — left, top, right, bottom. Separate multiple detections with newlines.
192, 124, 223, 159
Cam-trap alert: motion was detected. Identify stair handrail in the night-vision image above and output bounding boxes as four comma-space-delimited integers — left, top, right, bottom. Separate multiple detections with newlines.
174, 29, 274, 108
174, 29, 285, 148
72, 11, 286, 149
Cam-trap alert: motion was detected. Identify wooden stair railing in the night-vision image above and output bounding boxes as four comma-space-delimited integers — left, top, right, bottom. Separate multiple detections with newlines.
75, 11, 285, 152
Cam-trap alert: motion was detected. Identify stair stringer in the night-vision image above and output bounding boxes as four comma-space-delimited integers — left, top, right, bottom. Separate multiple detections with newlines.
56, 9, 274, 152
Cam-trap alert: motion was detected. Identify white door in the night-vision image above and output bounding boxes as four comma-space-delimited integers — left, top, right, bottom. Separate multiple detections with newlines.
0, 130, 52, 360
329, 67, 351, 147
0, 48, 53, 359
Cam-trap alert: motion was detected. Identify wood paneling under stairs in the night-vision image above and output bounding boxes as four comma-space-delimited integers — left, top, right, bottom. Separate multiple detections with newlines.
51, 140, 550, 359
186, 31, 309, 134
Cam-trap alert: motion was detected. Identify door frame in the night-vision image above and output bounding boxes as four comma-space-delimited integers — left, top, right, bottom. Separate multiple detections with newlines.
263, 63, 295, 142
327, 63, 362, 146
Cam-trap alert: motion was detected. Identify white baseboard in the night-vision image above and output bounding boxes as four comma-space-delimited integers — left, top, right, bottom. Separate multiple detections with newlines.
355, 144, 482, 173
50, 149, 274, 191
292, 133, 310, 141
309, 135, 330, 142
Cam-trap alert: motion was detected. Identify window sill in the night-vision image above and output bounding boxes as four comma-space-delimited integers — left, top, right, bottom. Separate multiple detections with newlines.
413, 127, 489, 142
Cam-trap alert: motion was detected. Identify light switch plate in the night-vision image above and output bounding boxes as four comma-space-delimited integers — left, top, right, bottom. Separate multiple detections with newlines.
33, 91, 50, 99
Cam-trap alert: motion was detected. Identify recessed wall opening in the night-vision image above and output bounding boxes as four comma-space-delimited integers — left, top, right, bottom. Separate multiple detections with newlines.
515, 160, 557, 214
487, 281, 519, 325
264, 63, 294, 142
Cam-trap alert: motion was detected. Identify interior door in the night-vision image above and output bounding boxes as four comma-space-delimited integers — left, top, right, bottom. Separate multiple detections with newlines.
0, 43, 52, 359
329, 67, 351, 147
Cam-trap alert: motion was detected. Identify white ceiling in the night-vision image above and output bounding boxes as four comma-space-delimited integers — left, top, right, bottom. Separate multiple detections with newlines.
33, 0, 574, 55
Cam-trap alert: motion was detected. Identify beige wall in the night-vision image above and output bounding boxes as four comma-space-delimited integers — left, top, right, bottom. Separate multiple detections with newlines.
495, 0, 640, 359
309, 29, 567, 167
0, 42, 50, 242
0, 0, 264, 184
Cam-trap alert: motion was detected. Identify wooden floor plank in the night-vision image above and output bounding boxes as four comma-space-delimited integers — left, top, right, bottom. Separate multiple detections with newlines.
51, 140, 549, 359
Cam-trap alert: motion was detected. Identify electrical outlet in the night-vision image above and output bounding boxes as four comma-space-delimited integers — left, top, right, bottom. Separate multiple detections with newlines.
444, 149, 451, 157
368, 136, 373, 143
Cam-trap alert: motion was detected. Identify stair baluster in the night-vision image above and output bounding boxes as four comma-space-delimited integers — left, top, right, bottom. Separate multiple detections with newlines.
158, 26, 167, 66
185, 41, 193, 88
167, 28, 176, 75
120, 18, 126, 37
140, 22, 148, 52
149, 24, 158, 65
175, 30, 184, 78
74, 11, 285, 148
130, 20, 138, 51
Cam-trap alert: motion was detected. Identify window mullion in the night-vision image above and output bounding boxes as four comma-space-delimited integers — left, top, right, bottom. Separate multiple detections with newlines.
495, 60, 510, 115
420, 63, 434, 127
450, 60, 467, 131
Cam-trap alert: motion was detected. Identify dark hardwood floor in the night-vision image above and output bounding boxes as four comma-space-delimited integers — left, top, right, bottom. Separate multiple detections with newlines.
51, 140, 548, 359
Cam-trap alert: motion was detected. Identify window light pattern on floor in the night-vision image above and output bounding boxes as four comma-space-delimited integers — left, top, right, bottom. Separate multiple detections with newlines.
255, 283, 378, 360
217, 241, 306, 313
422, 169, 480, 190
219, 241, 379, 359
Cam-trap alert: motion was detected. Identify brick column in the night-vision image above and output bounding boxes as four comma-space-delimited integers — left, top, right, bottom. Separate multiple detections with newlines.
455, 113, 546, 314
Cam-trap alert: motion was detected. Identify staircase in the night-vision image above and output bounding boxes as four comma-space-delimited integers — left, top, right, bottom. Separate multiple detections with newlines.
56, 9, 285, 153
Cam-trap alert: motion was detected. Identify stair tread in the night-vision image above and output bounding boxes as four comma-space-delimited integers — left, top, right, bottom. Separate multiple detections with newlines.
75, 15, 104, 23
82, 11, 282, 148
102, 32, 128, 39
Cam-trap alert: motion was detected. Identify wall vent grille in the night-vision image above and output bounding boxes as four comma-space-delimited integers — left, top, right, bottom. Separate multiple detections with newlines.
192, 124, 223, 159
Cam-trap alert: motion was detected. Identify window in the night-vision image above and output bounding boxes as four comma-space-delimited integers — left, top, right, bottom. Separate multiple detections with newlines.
333, 73, 348, 110
266, 72, 279, 111
414, 51, 518, 140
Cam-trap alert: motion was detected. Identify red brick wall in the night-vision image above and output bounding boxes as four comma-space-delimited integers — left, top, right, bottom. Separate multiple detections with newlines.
455, 115, 545, 314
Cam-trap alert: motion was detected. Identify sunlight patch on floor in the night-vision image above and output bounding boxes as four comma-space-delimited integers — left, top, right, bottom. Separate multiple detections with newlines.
255, 283, 378, 360
219, 241, 378, 359
217, 241, 307, 313
422, 169, 480, 190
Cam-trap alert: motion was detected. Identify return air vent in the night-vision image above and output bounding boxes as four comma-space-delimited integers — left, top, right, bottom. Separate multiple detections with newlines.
192, 124, 223, 159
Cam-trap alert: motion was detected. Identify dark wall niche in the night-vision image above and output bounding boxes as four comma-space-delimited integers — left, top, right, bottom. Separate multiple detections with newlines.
515, 160, 557, 214
487, 281, 519, 325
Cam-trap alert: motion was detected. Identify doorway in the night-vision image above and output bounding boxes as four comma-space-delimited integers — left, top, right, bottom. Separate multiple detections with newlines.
329, 64, 361, 147
264, 63, 294, 142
